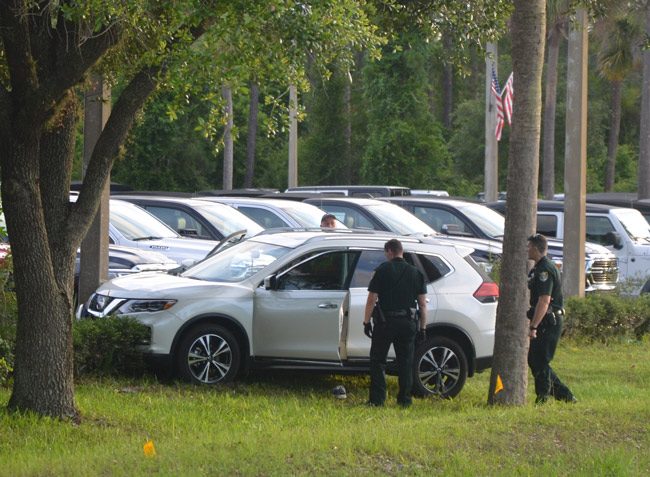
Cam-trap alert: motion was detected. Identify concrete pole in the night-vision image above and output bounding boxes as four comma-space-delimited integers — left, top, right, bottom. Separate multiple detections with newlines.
484, 43, 499, 203
78, 76, 111, 306
288, 85, 298, 188
563, 9, 588, 298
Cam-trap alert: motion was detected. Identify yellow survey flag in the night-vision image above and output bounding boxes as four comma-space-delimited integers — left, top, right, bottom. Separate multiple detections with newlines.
143, 439, 156, 457
494, 374, 504, 395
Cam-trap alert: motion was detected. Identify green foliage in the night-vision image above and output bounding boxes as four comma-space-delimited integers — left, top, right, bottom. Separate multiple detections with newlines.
72, 317, 151, 378
360, 36, 452, 188
564, 294, 650, 342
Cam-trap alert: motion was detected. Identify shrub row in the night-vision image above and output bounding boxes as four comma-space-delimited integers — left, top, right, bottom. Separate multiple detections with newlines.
564, 293, 650, 342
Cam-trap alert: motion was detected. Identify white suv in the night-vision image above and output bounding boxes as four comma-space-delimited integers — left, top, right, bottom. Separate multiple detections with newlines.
79, 230, 499, 398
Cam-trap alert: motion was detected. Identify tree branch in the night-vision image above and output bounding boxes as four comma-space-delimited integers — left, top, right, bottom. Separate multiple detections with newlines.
70, 66, 160, 236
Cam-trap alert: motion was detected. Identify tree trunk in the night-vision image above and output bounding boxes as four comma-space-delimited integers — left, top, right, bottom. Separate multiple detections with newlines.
604, 80, 622, 192
344, 77, 353, 183
222, 85, 234, 190
541, 25, 561, 199
639, 4, 650, 198
244, 83, 259, 188
3, 98, 80, 420
442, 35, 454, 130
488, 0, 546, 406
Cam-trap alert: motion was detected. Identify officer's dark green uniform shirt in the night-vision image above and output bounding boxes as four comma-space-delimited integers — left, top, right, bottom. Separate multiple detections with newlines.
368, 258, 427, 311
528, 255, 563, 310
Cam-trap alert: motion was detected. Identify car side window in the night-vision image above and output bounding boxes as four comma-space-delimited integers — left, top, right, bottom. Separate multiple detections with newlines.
416, 254, 451, 283
536, 214, 558, 237
586, 216, 617, 245
321, 205, 375, 229
277, 251, 358, 291
414, 206, 467, 234
145, 206, 207, 238
239, 206, 287, 229
349, 250, 418, 288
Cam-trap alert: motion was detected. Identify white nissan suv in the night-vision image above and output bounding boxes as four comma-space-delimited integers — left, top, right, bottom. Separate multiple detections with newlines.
79, 230, 498, 398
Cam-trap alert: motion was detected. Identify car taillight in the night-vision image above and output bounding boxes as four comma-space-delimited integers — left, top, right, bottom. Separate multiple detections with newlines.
473, 282, 499, 303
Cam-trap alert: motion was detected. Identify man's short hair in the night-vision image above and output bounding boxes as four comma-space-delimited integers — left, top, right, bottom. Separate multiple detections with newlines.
320, 213, 337, 225
528, 233, 548, 254
384, 238, 403, 254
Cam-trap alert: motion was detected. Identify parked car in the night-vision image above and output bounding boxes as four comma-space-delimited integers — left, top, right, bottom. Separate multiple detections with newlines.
75, 245, 178, 303
286, 185, 411, 197
385, 196, 619, 292
79, 230, 499, 398
199, 196, 346, 229
489, 200, 646, 291
112, 195, 264, 240
109, 199, 221, 264
582, 192, 650, 224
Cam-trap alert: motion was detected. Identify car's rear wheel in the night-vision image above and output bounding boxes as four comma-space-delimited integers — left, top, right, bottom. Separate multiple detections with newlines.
176, 324, 240, 384
413, 336, 468, 399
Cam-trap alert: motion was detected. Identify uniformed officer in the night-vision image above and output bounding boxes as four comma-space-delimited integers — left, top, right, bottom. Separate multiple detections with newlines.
527, 234, 576, 404
363, 239, 427, 407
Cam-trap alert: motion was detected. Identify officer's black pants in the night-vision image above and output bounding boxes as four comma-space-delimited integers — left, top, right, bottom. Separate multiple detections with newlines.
528, 314, 574, 402
369, 318, 416, 406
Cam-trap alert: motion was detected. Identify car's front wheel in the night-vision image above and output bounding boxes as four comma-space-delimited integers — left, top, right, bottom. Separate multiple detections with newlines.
176, 324, 241, 384
413, 336, 468, 399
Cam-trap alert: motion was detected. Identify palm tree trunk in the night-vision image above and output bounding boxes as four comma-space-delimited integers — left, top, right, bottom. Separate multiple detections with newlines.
605, 80, 622, 191
222, 85, 234, 190
639, 5, 650, 198
542, 27, 561, 199
244, 83, 259, 188
488, 0, 546, 406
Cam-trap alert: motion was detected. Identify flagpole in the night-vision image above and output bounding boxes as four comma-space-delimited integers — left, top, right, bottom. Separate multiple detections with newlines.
484, 42, 499, 203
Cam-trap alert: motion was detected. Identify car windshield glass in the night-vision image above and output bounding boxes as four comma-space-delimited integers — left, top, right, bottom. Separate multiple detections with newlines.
111, 201, 179, 240
194, 202, 264, 236
366, 204, 435, 235
183, 240, 291, 282
459, 203, 505, 237
279, 202, 347, 228
613, 209, 650, 241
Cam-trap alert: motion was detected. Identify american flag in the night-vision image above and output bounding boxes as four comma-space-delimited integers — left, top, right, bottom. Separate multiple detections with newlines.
503, 72, 514, 126
491, 67, 504, 141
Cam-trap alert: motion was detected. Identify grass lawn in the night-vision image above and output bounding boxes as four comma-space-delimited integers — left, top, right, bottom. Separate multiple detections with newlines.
1, 340, 649, 476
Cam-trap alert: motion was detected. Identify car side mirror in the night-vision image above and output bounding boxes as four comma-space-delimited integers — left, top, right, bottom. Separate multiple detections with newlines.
604, 231, 623, 250
264, 274, 278, 290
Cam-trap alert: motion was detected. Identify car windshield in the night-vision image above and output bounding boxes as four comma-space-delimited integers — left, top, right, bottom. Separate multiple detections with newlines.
459, 203, 505, 238
182, 240, 291, 282
366, 203, 435, 235
111, 200, 179, 240
194, 202, 264, 236
279, 202, 347, 228
613, 208, 650, 242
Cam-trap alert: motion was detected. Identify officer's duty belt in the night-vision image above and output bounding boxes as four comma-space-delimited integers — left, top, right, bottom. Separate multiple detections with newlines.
383, 310, 411, 319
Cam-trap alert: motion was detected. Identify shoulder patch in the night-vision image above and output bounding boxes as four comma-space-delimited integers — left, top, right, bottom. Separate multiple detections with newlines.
539, 271, 549, 282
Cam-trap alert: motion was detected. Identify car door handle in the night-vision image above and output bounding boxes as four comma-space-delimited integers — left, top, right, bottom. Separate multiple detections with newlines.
318, 303, 338, 309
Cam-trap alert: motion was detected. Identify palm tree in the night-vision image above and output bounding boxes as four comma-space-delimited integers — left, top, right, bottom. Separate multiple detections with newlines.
594, 9, 641, 191
488, 0, 546, 406
541, 0, 569, 200
639, 2, 650, 198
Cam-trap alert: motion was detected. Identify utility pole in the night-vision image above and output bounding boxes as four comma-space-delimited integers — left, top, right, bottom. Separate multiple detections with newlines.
288, 85, 298, 188
484, 43, 499, 203
563, 9, 588, 297
78, 76, 110, 306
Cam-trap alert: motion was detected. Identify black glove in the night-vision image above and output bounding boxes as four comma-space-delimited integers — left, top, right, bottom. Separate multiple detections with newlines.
363, 322, 373, 338
417, 329, 427, 344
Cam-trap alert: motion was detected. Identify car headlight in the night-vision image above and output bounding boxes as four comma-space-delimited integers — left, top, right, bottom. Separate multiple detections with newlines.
117, 299, 177, 314
85, 294, 176, 318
